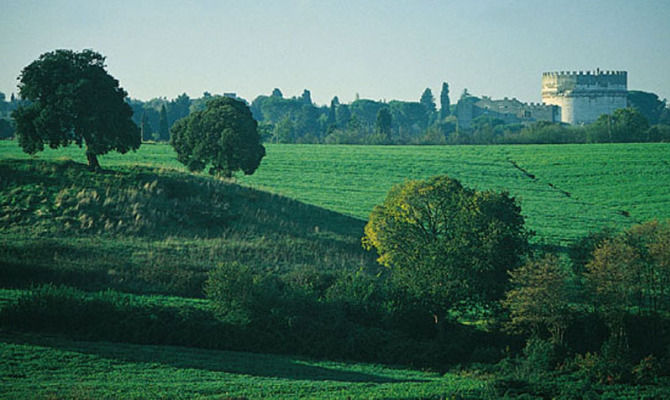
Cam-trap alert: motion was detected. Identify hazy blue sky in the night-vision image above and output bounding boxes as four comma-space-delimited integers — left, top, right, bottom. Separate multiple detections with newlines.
2, 0, 669, 106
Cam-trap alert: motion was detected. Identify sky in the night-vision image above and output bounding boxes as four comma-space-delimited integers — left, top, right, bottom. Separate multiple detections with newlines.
1, 0, 670, 106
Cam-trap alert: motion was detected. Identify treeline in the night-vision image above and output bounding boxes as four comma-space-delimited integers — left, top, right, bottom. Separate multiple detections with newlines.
250, 85, 453, 144
0, 91, 22, 139
462, 107, 670, 145
126, 92, 213, 142
250, 87, 670, 145
4, 86, 670, 145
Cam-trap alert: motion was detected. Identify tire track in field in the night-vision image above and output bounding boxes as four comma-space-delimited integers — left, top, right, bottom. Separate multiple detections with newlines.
506, 158, 636, 223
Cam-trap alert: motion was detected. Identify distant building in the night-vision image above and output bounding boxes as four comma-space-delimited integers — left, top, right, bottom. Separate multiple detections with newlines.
541, 69, 627, 124
456, 95, 559, 129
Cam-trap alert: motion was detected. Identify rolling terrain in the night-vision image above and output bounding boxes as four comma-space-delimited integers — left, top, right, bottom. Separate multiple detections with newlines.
3, 141, 668, 245
2, 140, 670, 398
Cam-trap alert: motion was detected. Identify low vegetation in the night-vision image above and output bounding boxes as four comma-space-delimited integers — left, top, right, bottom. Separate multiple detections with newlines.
0, 159, 375, 297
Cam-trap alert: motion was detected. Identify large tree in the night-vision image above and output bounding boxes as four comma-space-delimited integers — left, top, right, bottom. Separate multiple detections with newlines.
12, 49, 140, 169
170, 97, 265, 177
627, 90, 666, 125
363, 176, 529, 316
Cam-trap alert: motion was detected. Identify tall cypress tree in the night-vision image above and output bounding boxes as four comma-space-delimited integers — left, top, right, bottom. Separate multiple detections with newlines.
440, 82, 451, 119
420, 88, 436, 114
159, 104, 169, 141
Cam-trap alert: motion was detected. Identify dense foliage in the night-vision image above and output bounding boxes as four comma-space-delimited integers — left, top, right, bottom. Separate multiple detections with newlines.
170, 97, 265, 176
363, 176, 529, 315
12, 49, 140, 169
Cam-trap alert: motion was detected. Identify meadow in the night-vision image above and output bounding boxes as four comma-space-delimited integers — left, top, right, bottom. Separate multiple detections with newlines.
2, 140, 670, 399
237, 143, 670, 245
2, 140, 669, 245
0, 331, 493, 400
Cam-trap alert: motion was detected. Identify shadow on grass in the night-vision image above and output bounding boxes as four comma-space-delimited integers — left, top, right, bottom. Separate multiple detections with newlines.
1, 332, 428, 384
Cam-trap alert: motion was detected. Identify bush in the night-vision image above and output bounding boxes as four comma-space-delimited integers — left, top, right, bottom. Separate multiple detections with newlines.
522, 337, 566, 373
0, 284, 234, 349
632, 355, 661, 384
205, 261, 257, 324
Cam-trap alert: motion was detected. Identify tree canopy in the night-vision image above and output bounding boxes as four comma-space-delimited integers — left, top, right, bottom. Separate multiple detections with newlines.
627, 91, 666, 125
363, 175, 529, 314
420, 88, 436, 114
503, 254, 574, 344
13, 49, 140, 169
170, 96, 265, 177
588, 107, 650, 143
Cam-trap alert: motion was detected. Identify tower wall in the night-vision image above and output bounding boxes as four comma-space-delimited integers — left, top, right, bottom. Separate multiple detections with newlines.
541, 70, 627, 124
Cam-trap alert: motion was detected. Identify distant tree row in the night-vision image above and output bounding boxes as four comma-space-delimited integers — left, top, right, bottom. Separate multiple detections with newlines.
249, 84, 452, 144
455, 107, 670, 145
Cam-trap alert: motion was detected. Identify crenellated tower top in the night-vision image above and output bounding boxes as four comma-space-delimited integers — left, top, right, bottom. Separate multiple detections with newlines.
541, 68, 628, 124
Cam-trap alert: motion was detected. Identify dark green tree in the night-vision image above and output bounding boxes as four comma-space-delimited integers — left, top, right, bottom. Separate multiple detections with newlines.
336, 103, 351, 128
660, 107, 670, 125
627, 91, 666, 125
140, 111, 153, 141
170, 97, 265, 177
0, 118, 14, 139
363, 175, 529, 316
12, 49, 140, 170
158, 104, 169, 141
271, 88, 283, 98
420, 88, 436, 114
588, 107, 649, 143
0, 92, 6, 116
168, 93, 191, 126
375, 107, 392, 139
440, 82, 451, 119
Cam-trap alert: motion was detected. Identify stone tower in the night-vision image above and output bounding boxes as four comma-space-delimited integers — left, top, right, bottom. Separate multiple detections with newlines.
541, 69, 627, 124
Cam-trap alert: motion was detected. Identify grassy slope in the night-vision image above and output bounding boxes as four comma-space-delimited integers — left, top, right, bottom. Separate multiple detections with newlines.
2, 141, 670, 398
3, 141, 669, 245
0, 158, 376, 296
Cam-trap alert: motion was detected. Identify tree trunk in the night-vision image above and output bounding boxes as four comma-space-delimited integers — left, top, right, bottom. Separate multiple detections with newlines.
86, 152, 101, 171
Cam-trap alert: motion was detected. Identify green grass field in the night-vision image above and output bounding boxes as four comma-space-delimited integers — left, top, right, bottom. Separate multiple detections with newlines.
0, 332, 492, 400
3, 140, 668, 244
2, 140, 670, 398
237, 143, 670, 244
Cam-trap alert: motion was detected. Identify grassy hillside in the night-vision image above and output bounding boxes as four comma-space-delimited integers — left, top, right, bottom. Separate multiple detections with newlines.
0, 158, 376, 296
3, 140, 668, 245
0, 156, 497, 398
2, 141, 670, 398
